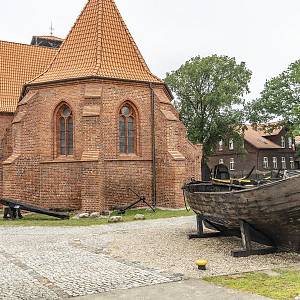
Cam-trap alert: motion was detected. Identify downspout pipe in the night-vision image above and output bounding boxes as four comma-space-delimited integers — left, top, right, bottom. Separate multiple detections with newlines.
150, 83, 157, 207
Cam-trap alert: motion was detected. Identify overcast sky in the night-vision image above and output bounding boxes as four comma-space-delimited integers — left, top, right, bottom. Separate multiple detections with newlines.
1, 0, 300, 100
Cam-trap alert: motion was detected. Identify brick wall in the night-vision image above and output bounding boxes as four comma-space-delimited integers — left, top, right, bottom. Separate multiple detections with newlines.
155, 87, 201, 208
0, 113, 13, 142
0, 114, 13, 199
1, 79, 202, 211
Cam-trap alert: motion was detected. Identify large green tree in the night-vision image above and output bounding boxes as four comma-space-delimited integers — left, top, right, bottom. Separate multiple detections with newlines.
165, 55, 252, 157
248, 60, 300, 133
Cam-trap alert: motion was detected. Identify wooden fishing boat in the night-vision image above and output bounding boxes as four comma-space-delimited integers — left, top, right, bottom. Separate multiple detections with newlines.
183, 172, 300, 256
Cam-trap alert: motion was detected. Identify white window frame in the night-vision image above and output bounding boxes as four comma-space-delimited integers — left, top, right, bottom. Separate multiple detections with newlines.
229, 139, 234, 150
281, 136, 286, 148
219, 140, 223, 151
288, 137, 293, 149
229, 158, 235, 170
290, 157, 295, 169
282, 157, 286, 169
272, 157, 278, 169
263, 157, 269, 169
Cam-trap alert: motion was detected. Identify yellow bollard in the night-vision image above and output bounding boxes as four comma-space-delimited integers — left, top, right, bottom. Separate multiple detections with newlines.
195, 259, 208, 270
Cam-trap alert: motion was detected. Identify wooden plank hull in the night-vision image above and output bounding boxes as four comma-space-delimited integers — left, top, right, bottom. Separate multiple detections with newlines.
183, 176, 300, 252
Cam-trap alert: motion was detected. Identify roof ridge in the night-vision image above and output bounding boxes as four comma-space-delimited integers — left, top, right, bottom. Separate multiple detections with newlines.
93, 0, 104, 75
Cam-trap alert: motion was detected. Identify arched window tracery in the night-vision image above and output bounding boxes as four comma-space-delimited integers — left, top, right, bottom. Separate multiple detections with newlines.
119, 103, 137, 154
56, 104, 73, 156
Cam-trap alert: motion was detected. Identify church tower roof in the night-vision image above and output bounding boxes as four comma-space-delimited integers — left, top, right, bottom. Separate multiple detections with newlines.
29, 0, 161, 85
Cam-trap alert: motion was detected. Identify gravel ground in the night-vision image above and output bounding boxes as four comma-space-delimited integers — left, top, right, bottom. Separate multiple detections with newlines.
0, 215, 299, 299
109, 216, 300, 278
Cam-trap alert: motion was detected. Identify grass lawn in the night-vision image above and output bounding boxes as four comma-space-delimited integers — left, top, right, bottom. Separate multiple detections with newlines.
204, 268, 300, 300
0, 208, 194, 227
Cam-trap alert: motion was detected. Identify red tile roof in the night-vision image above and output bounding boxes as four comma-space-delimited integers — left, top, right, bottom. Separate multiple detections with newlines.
244, 125, 282, 149
0, 41, 57, 112
29, 0, 161, 86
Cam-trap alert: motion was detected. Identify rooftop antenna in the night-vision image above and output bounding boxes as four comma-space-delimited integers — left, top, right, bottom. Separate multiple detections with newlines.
50, 21, 54, 36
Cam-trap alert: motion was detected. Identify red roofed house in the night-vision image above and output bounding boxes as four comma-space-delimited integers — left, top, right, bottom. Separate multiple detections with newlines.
0, 0, 201, 211
209, 126, 296, 177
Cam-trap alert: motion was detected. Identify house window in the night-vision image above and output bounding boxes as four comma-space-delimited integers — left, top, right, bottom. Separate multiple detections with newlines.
56, 104, 73, 156
282, 157, 286, 169
119, 103, 136, 154
219, 159, 224, 165
219, 140, 223, 151
263, 157, 269, 169
290, 157, 295, 169
281, 136, 286, 148
272, 157, 278, 169
229, 139, 234, 150
230, 158, 235, 170
288, 137, 293, 149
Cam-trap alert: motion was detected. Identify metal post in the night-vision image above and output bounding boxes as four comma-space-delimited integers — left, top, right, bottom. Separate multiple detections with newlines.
150, 83, 157, 207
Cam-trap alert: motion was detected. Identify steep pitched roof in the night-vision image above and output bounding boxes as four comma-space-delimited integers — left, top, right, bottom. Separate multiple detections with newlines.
256, 124, 283, 137
0, 41, 57, 113
29, 0, 161, 85
244, 126, 282, 149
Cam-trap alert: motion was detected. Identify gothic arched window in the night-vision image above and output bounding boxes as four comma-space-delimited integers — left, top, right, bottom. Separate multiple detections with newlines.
56, 104, 73, 156
119, 103, 136, 154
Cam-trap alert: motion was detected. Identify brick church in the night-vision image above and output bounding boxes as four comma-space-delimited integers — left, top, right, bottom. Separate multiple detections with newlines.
0, 0, 201, 212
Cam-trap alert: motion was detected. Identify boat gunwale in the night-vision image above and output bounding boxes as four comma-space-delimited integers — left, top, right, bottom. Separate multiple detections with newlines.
184, 174, 300, 196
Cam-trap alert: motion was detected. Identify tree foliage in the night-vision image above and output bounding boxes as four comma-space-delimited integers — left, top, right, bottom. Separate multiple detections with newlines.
248, 60, 300, 134
165, 55, 252, 157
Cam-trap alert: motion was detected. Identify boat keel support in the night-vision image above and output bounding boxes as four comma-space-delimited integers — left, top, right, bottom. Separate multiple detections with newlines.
231, 220, 277, 257
188, 215, 234, 239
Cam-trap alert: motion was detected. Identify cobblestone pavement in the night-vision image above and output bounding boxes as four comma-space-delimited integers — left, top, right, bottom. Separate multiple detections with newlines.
0, 216, 299, 300
0, 222, 181, 300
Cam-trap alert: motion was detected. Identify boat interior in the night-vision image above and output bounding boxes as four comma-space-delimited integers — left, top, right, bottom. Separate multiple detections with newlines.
185, 164, 300, 193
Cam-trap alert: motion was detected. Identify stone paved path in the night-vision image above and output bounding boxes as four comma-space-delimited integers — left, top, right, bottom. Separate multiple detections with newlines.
0, 217, 298, 299
0, 224, 180, 300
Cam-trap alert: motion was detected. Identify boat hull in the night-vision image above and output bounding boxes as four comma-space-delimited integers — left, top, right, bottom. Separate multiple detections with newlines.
183, 176, 300, 253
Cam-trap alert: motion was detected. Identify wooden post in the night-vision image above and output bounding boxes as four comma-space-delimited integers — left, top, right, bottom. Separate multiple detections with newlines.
231, 220, 277, 257
188, 215, 225, 239
196, 214, 204, 235
240, 220, 252, 252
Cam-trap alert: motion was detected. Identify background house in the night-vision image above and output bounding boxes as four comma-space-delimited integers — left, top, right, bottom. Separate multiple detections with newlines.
209, 125, 296, 177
